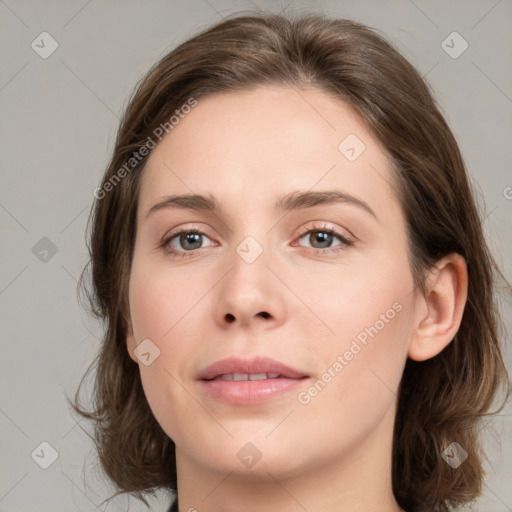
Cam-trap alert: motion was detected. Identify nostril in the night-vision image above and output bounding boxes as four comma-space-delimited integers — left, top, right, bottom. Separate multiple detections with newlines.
258, 311, 270, 319
225, 313, 235, 323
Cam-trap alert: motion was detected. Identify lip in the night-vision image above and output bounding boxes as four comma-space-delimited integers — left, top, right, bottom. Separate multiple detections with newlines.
197, 356, 308, 381
197, 356, 310, 406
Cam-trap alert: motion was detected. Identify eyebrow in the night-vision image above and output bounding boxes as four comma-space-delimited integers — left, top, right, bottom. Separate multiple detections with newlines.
145, 189, 377, 221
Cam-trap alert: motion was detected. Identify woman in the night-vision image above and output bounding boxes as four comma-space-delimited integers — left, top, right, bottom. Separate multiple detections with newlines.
72, 12, 510, 512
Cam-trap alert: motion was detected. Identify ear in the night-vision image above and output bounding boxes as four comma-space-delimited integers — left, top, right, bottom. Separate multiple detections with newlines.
408, 253, 468, 361
126, 319, 139, 363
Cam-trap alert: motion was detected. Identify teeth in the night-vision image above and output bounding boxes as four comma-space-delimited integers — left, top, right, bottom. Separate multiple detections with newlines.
249, 373, 267, 380
213, 372, 281, 381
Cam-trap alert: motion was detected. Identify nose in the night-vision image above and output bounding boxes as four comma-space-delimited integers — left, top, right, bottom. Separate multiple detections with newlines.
224, 310, 271, 324
211, 242, 287, 331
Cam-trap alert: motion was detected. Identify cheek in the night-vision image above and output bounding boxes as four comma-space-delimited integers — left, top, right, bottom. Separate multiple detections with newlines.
128, 265, 208, 438
128, 268, 200, 384
296, 248, 414, 402
297, 248, 413, 344
295, 297, 412, 451
129, 263, 201, 341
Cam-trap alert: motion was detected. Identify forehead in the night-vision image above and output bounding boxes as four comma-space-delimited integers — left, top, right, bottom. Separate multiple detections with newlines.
138, 85, 400, 223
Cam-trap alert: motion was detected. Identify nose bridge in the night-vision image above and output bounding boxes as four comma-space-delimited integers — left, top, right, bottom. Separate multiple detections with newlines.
223, 231, 271, 296
210, 225, 285, 328
224, 201, 274, 269
234, 233, 267, 267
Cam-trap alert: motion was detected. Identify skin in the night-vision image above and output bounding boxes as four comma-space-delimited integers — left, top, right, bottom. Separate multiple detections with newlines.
126, 85, 468, 512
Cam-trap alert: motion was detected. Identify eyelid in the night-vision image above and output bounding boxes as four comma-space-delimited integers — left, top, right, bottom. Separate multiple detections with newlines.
163, 223, 213, 241
294, 222, 355, 244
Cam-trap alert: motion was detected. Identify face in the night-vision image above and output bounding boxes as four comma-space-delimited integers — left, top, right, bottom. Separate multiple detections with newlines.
126, 85, 420, 480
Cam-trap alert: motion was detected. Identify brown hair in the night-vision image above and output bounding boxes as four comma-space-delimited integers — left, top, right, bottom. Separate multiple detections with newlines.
71, 11, 511, 512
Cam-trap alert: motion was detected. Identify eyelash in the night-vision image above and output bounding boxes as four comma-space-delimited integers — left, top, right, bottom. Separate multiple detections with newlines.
159, 223, 354, 258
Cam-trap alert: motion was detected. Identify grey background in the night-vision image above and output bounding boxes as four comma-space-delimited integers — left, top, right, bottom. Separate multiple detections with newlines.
1, 0, 511, 511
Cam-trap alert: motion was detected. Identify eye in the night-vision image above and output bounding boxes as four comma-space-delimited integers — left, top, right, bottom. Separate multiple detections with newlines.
159, 223, 354, 258
160, 228, 216, 257
294, 224, 354, 254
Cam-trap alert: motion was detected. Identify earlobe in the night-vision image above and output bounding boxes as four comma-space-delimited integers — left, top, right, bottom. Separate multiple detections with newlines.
408, 253, 468, 362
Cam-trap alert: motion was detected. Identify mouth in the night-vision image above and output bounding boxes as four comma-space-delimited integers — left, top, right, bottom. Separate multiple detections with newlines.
208, 372, 283, 381
197, 356, 310, 405
197, 355, 309, 381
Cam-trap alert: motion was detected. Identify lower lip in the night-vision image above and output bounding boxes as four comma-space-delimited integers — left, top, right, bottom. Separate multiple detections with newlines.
199, 377, 308, 405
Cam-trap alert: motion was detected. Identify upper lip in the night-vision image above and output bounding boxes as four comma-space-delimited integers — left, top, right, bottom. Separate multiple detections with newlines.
198, 356, 309, 380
